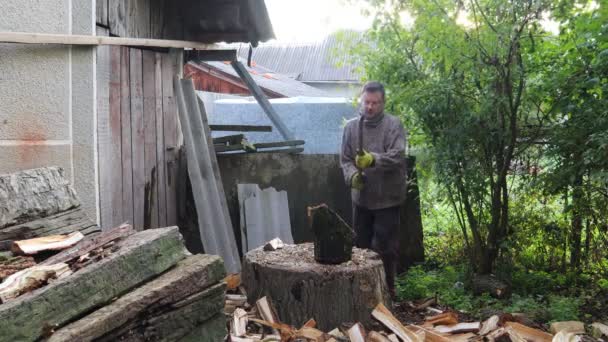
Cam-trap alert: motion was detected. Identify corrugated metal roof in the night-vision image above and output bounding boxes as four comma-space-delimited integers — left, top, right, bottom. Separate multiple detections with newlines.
234, 32, 365, 82
187, 60, 329, 98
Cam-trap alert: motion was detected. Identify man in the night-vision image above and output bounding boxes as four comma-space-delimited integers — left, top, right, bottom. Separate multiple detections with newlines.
340, 81, 407, 297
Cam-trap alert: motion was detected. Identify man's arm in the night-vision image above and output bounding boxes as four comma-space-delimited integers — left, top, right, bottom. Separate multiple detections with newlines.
370, 120, 407, 169
340, 123, 358, 184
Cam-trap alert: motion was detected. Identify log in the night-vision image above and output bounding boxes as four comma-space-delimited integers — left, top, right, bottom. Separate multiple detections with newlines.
96, 283, 226, 341
308, 204, 354, 264
0, 227, 186, 342
0, 263, 70, 302
242, 243, 389, 331
39, 223, 134, 266
11, 232, 84, 255
48, 254, 225, 341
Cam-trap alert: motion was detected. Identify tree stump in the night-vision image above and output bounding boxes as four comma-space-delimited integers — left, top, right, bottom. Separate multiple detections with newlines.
308, 204, 354, 264
242, 243, 390, 331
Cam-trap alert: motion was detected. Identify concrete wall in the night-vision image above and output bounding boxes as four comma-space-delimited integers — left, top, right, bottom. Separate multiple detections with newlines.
0, 1, 98, 222
304, 82, 362, 98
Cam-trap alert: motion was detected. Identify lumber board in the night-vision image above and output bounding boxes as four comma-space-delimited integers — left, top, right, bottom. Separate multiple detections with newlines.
161, 50, 179, 226
39, 223, 135, 266
0, 227, 186, 342
174, 77, 240, 273
254, 140, 305, 149
0, 31, 225, 49
48, 254, 225, 341
130, 48, 145, 230
96, 0, 109, 27
209, 124, 273, 132
256, 147, 304, 154
142, 50, 159, 229
97, 283, 226, 341
120, 46, 135, 226
0, 207, 98, 247
231, 61, 294, 140
109, 44, 124, 227
0, 167, 80, 229
155, 52, 167, 228
213, 134, 245, 145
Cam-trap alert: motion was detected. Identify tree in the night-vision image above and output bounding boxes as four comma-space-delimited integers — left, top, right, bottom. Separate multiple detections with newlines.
350, 0, 556, 274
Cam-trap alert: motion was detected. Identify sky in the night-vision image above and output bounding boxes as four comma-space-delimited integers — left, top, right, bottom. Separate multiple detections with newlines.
264, 0, 373, 43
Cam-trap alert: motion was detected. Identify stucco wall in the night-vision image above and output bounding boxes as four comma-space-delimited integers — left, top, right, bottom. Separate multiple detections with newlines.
0, 1, 98, 222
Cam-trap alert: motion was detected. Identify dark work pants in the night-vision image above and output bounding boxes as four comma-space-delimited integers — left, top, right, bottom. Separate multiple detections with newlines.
353, 204, 400, 294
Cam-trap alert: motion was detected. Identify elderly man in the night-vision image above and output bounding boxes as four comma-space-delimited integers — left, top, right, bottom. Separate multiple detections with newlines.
340, 81, 407, 297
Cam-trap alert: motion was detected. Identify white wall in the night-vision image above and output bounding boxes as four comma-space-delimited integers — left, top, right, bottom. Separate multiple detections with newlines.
0, 0, 99, 223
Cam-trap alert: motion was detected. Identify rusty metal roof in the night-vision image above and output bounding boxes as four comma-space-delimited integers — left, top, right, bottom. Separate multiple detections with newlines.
234, 32, 364, 81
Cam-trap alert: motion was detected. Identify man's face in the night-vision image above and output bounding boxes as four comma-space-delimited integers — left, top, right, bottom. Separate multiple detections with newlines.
361, 91, 385, 118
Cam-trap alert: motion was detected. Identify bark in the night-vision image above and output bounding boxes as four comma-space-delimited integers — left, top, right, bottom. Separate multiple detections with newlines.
570, 173, 584, 270
242, 243, 389, 331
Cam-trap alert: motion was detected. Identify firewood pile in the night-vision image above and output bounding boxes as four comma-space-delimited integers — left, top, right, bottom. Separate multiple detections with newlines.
224, 277, 607, 342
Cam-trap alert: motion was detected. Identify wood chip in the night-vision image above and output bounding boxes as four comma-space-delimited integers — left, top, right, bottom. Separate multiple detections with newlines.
426, 312, 459, 326
224, 273, 242, 290
372, 303, 422, 342
263, 238, 285, 251
12, 232, 84, 255
0, 263, 69, 302
479, 315, 501, 335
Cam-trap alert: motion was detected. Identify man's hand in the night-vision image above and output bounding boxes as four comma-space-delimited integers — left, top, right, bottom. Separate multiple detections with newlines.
351, 172, 365, 190
355, 150, 374, 169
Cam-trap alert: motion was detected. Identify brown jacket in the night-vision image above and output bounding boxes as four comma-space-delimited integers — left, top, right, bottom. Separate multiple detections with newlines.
340, 112, 407, 210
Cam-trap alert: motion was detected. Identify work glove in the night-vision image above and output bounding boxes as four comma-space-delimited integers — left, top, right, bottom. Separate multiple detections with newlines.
355, 150, 374, 169
351, 172, 365, 190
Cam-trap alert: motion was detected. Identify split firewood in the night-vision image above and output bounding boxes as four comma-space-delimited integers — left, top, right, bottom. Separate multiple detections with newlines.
263, 238, 285, 251
347, 322, 367, 342
414, 297, 438, 311
426, 307, 444, 315
368, 331, 392, 342
40, 223, 134, 266
256, 296, 279, 324
486, 327, 525, 342
12, 231, 84, 255
434, 322, 481, 334
552, 331, 582, 342
409, 325, 452, 342
225, 273, 242, 290
231, 308, 249, 337
0, 255, 36, 279
479, 315, 501, 335
297, 326, 327, 342
249, 317, 327, 342
505, 322, 553, 342
0, 263, 70, 302
387, 334, 400, 342
591, 322, 608, 338
328, 327, 348, 342
549, 321, 585, 335
301, 318, 317, 329
426, 311, 459, 326
450, 332, 480, 342
372, 303, 422, 342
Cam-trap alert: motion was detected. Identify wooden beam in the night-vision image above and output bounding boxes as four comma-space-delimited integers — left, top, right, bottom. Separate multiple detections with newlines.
254, 140, 305, 149
231, 61, 294, 140
0, 31, 226, 49
212, 134, 244, 145
185, 49, 238, 62
209, 124, 272, 132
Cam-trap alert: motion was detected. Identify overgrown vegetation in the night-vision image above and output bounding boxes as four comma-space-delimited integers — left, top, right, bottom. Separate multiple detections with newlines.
343, 0, 608, 324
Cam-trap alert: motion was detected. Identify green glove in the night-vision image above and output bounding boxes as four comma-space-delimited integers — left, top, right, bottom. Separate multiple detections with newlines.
355, 150, 374, 169
351, 172, 365, 190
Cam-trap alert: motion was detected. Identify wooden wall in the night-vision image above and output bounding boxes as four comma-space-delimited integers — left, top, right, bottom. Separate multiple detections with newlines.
97, 41, 182, 230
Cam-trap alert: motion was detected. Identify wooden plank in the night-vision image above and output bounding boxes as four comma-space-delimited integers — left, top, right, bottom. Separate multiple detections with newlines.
128, 0, 150, 39
150, 0, 165, 38
155, 52, 167, 227
0, 227, 187, 342
108, 0, 127, 37
231, 61, 294, 140
209, 124, 273, 132
213, 134, 244, 145
130, 48, 145, 230
174, 78, 241, 273
0, 31, 225, 49
96, 27, 113, 229
255, 140, 305, 149
96, 0, 109, 27
120, 46, 134, 227
161, 50, 179, 226
142, 50, 158, 229
48, 254, 225, 341
109, 45, 124, 227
